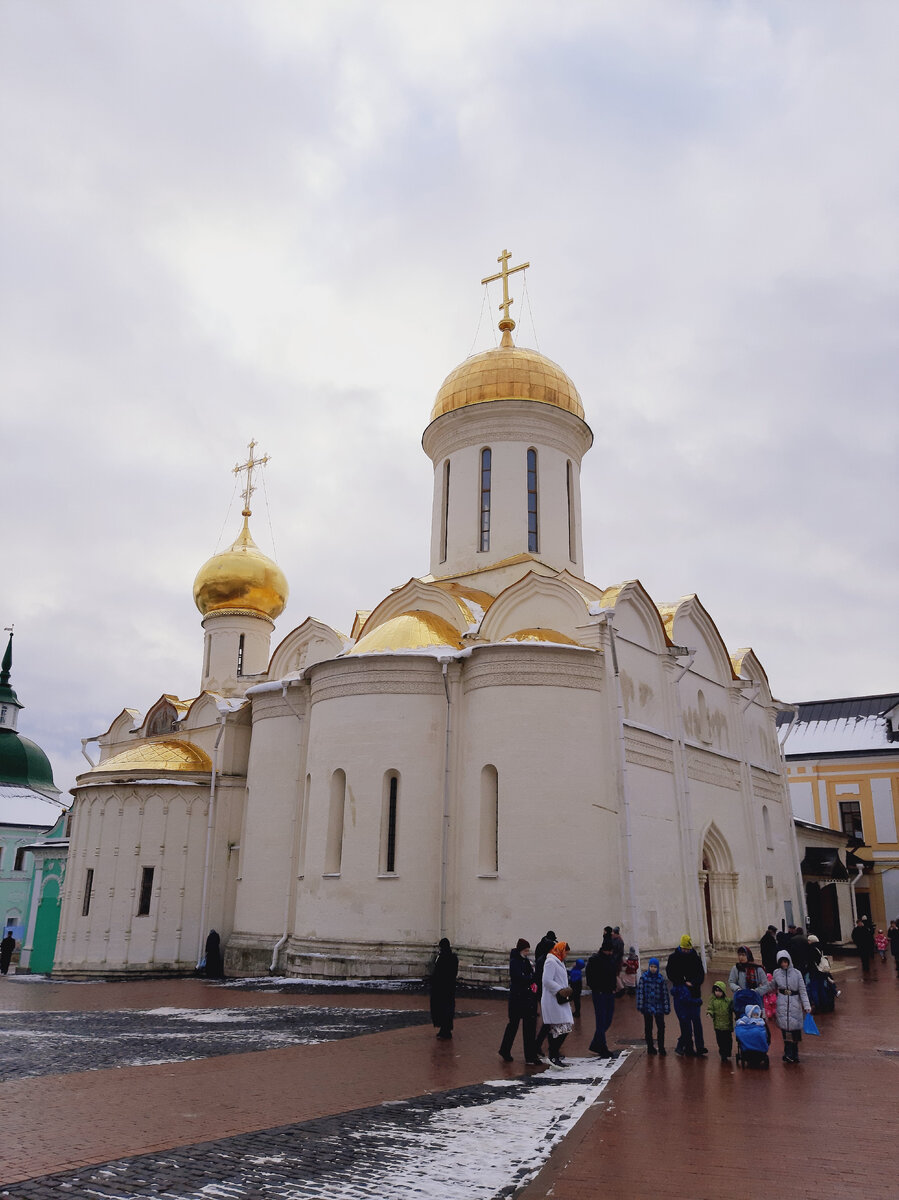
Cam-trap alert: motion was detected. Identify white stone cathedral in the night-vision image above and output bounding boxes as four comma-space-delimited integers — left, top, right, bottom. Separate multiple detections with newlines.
54, 254, 802, 979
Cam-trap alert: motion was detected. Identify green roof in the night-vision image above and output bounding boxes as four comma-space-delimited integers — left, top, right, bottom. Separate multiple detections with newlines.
0, 729, 59, 797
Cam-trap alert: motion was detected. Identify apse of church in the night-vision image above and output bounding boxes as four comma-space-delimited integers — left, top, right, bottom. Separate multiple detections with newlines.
53, 253, 802, 979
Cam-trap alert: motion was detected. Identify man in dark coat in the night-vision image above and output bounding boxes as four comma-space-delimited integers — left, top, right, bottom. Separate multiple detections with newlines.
586, 934, 618, 1057
759, 925, 779, 974
887, 920, 899, 976
0, 930, 15, 975
429, 937, 459, 1039
666, 935, 707, 1056
851, 919, 876, 972
498, 939, 539, 1064
788, 926, 811, 974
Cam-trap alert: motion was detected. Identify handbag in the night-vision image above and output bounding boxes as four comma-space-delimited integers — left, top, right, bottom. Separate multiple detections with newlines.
803, 1012, 820, 1036
556, 986, 573, 1001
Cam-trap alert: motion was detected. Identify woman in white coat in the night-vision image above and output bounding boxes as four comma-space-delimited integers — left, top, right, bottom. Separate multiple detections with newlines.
773, 949, 811, 1064
540, 941, 575, 1066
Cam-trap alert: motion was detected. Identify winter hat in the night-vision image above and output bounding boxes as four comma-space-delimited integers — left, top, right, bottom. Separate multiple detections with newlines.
648, 957, 660, 968
713, 981, 727, 994
516, 938, 530, 952
807, 935, 819, 945
628, 945, 637, 955
575, 958, 585, 968
680, 935, 693, 949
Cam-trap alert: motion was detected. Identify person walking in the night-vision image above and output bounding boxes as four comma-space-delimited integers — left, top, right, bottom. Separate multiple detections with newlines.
666, 935, 707, 1056
887, 919, 899, 976
533, 929, 557, 1056
874, 928, 888, 964
429, 937, 459, 1039
760, 925, 779, 974
773, 949, 811, 1064
635, 956, 669, 1055
586, 933, 618, 1057
0, 930, 15, 975
203, 930, 225, 979
851, 918, 875, 973
540, 940, 574, 1066
498, 939, 539, 1064
568, 957, 585, 1018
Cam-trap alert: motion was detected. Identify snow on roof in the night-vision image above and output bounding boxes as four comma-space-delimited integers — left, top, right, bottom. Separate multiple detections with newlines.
0, 785, 69, 828
778, 693, 899, 757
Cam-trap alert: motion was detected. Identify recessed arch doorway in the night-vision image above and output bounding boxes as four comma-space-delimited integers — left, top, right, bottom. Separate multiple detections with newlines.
698, 824, 738, 953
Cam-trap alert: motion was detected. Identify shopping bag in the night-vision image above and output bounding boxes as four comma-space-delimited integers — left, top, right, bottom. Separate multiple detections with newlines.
803, 1012, 820, 1036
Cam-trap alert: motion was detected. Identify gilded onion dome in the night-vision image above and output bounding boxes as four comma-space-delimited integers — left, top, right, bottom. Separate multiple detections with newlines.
193, 517, 288, 620
429, 344, 585, 423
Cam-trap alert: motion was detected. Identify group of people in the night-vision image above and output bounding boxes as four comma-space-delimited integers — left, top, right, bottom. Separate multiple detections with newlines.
429, 922, 858, 1070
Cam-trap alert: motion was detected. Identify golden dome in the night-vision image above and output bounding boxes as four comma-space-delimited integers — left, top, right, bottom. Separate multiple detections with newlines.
503, 627, 581, 646
193, 517, 288, 620
429, 344, 585, 423
348, 611, 463, 655
84, 739, 212, 776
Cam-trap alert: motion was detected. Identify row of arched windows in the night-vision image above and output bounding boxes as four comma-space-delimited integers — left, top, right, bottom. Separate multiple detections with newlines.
311, 766, 501, 877
438, 449, 578, 562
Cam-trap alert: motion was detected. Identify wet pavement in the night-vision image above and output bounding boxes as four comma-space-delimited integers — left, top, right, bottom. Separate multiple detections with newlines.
0, 956, 896, 1198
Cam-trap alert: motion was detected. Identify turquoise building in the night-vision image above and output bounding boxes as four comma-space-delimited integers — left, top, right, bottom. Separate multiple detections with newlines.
0, 632, 69, 972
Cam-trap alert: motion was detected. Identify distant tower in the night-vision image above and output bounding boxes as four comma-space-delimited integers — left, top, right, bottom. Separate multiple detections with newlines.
422, 249, 593, 581
0, 630, 59, 798
192, 443, 288, 696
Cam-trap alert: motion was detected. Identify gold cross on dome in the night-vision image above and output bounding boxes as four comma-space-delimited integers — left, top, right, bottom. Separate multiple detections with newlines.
233, 439, 271, 517
481, 248, 529, 342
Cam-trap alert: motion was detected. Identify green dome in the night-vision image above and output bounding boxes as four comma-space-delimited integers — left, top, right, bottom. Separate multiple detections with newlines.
0, 730, 59, 797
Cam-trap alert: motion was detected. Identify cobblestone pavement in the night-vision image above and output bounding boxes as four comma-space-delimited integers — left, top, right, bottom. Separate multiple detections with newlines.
0, 1057, 625, 1199
0, 1006, 436, 1082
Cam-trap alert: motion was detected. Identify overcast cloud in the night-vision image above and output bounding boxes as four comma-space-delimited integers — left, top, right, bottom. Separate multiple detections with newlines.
2, 0, 897, 798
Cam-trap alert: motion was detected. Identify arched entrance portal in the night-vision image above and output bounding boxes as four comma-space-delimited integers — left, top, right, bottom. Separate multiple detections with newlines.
698, 825, 738, 953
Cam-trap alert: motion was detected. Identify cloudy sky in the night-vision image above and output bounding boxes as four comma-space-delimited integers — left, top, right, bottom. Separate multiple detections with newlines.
2, 1, 897, 799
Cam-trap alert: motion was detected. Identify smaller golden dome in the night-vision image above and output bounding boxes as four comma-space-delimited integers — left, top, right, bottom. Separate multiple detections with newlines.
503, 628, 581, 646
193, 518, 288, 620
430, 344, 585, 423
348, 611, 463, 655
84, 739, 212, 776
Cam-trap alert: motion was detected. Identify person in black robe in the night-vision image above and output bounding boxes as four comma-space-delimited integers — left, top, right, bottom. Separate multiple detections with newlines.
760, 925, 779, 974
498, 939, 539, 1063
204, 929, 225, 979
0, 930, 16, 975
429, 937, 459, 1039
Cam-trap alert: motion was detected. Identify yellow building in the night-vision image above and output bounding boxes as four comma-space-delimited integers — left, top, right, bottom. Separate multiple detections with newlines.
779, 694, 899, 932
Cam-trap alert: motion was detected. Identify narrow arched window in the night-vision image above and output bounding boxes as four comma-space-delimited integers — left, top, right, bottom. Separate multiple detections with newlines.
479, 764, 499, 874
527, 448, 538, 553
298, 774, 311, 877
479, 448, 491, 552
440, 459, 451, 563
567, 460, 576, 561
236, 633, 245, 677
380, 772, 399, 874
763, 805, 773, 850
324, 769, 346, 874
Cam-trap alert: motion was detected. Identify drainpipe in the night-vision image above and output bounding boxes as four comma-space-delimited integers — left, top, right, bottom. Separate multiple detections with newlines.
848, 863, 864, 924
438, 658, 453, 942
776, 702, 807, 927
599, 616, 639, 962
197, 712, 227, 967
270, 677, 306, 973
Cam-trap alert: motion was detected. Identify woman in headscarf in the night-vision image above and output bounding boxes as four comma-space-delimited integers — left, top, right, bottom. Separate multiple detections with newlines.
540, 940, 574, 1066
773, 949, 811, 1064
429, 937, 459, 1040
727, 946, 770, 999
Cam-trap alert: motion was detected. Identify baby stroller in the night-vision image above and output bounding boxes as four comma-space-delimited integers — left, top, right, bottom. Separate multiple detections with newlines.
734, 1004, 771, 1069
732, 987, 763, 1019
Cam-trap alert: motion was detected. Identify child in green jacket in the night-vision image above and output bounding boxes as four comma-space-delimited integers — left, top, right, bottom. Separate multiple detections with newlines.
706, 981, 734, 1061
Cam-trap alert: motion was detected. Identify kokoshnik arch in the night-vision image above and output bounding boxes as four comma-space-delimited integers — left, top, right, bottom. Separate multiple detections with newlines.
53, 252, 804, 979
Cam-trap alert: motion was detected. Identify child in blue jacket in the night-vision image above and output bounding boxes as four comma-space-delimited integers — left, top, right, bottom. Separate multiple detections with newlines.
568, 958, 585, 1017
636, 956, 670, 1055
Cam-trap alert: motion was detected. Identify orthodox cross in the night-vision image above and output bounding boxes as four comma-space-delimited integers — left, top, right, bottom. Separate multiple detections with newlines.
233, 439, 271, 517
481, 248, 529, 342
